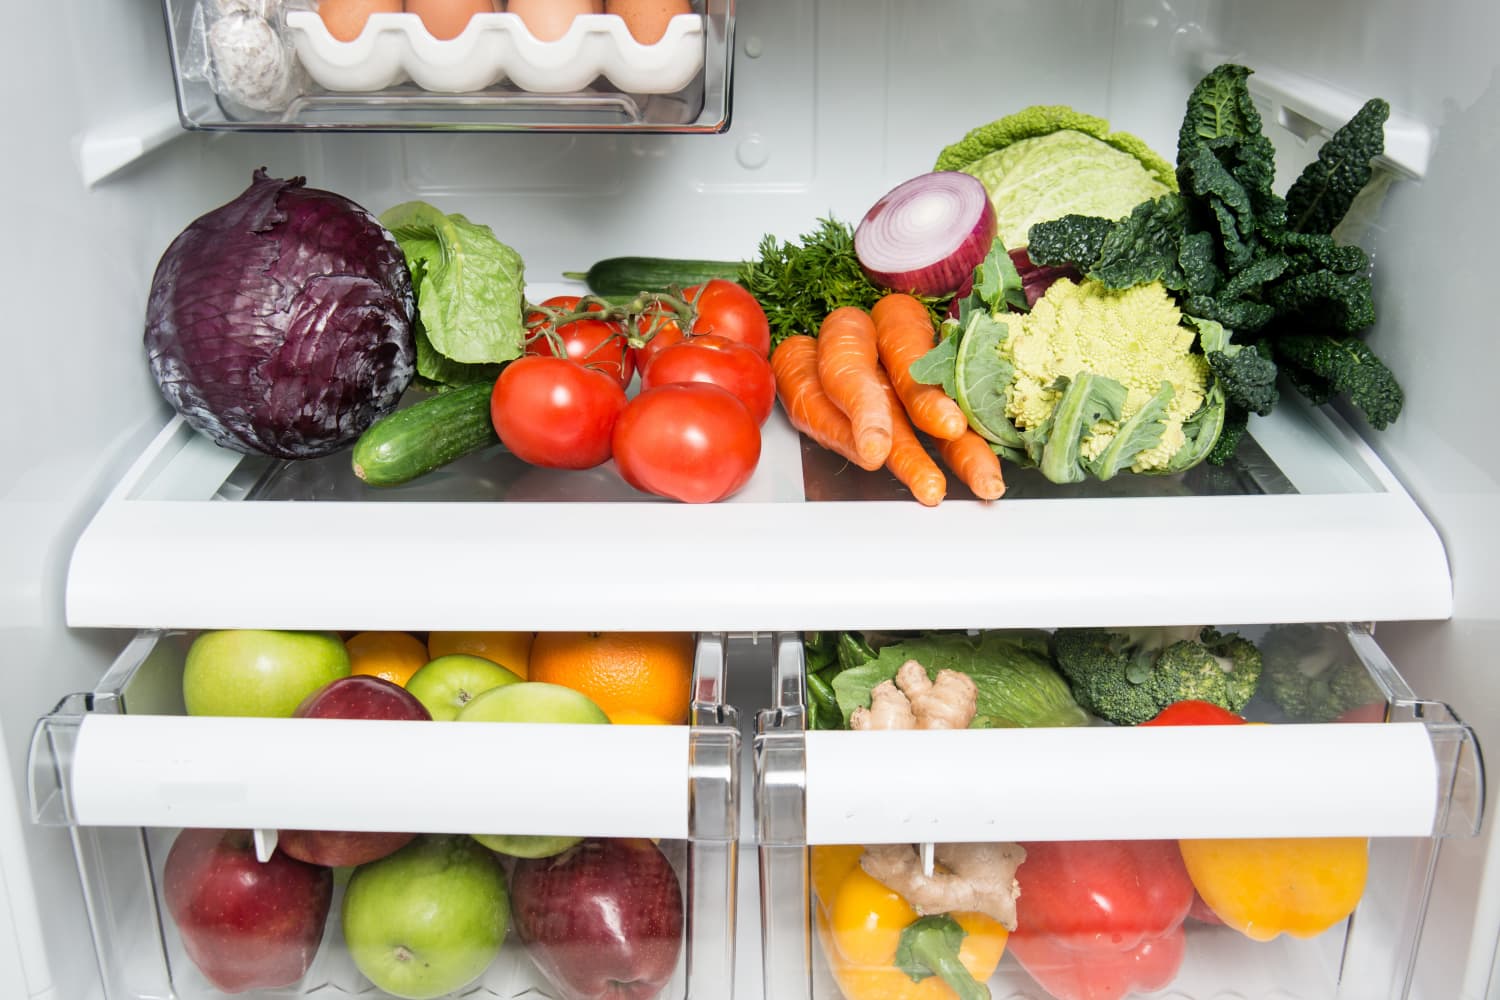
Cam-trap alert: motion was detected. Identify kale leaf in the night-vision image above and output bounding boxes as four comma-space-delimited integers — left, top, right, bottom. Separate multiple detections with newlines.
1271, 335, 1404, 429
1286, 99, 1391, 236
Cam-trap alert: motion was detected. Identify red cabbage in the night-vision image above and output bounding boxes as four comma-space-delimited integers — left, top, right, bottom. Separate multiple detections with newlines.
145, 169, 416, 459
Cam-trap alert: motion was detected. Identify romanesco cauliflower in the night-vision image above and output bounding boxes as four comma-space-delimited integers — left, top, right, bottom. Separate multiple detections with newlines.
1003, 277, 1214, 477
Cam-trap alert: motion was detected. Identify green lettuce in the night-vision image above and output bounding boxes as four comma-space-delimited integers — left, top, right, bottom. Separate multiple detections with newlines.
828, 631, 1089, 729
380, 201, 527, 387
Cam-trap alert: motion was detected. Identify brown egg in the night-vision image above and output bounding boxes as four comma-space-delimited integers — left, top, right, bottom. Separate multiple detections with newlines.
507, 0, 597, 42
408, 0, 497, 40
605, 0, 691, 45
318, 0, 402, 42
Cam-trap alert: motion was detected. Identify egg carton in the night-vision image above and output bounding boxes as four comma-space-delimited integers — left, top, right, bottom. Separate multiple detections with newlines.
284, 10, 705, 94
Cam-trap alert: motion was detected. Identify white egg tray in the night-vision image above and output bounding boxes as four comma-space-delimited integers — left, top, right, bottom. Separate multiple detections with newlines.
284, 10, 705, 94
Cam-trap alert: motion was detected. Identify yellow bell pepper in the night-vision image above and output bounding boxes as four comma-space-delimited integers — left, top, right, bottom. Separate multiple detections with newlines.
810, 845, 1007, 1000
1178, 837, 1369, 941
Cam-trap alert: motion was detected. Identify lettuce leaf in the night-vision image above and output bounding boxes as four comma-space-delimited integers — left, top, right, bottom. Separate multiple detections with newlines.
380, 201, 526, 386
828, 631, 1089, 729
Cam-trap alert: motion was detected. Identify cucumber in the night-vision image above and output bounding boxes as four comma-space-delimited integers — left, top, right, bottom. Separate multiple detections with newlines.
563, 256, 744, 297
351, 381, 499, 487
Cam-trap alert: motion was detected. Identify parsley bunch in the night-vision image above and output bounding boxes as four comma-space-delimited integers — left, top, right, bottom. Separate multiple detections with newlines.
738, 217, 946, 347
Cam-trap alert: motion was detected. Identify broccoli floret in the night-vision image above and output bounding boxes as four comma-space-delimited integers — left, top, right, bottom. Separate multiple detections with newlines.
1052, 626, 1262, 725
1197, 626, 1264, 711
1260, 624, 1385, 722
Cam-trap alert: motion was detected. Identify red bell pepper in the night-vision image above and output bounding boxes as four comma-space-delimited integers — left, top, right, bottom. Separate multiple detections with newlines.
1007, 839, 1194, 1000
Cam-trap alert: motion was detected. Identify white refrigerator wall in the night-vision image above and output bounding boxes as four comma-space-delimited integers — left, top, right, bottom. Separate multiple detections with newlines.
2, 0, 1498, 998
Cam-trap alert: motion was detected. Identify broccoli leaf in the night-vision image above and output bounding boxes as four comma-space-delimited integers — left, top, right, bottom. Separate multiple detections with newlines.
1273, 335, 1404, 428
1036, 372, 1130, 484
1026, 214, 1115, 270
954, 313, 1022, 448
1086, 381, 1172, 480
1286, 99, 1391, 236
909, 334, 960, 397
1169, 383, 1230, 472
976, 237, 1030, 313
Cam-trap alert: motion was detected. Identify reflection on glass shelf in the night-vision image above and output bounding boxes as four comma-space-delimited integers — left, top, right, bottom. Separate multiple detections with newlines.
799, 433, 1296, 502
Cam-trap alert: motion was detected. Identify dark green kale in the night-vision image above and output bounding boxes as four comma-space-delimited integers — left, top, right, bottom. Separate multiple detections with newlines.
1206, 404, 1250, 465
1285, 99, 1391, 236
1207, 340, 1280, 416
1026, 214, 1117, 271
1021, 64, 1400, 461
1271, 335, 1404, 428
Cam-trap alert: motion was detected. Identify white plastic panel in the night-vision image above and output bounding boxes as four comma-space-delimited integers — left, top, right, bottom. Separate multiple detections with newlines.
803, 723, 1441, 843
68, 714, 691, 839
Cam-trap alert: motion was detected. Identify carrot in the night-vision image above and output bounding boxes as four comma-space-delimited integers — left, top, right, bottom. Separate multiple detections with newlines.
772, 336, 883, 471
876, 368, 946, 507
816, 307, 892, 468
938, 429, 1007, 501
872, 293, 968, 442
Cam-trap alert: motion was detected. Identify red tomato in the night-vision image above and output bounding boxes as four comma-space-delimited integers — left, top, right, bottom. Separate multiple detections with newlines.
612, 384, 761, 503
683, 280, 772, 358
490, 356, 627, 470
641, 334, 776, 425
632, 280, 771, 374
631, 303, 686, 376
526, 296, 634, 387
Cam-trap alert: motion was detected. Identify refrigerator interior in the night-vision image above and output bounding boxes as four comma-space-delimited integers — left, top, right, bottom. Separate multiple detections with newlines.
5, 0, 1500, 998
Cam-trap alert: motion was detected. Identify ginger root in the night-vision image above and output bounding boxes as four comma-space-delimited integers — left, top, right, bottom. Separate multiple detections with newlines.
847, 659, 1023, 931
849, 659, 977, 730
861, 842, 1027, 931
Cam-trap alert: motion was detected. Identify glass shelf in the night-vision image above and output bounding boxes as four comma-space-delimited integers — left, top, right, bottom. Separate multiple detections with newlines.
65, 388, 1451, 632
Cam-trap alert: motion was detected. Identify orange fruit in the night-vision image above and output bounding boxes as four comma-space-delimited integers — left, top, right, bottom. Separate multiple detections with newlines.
427, 631, 534, 680
528, 631, 694, 725
345, 631, 430, 686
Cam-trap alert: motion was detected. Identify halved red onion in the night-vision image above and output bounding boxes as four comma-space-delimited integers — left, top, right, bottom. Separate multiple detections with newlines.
854, 171, 998, 298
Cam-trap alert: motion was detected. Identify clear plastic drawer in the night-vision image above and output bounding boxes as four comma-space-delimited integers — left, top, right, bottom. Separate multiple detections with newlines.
29, 629, 739, 1000
753, 625, 1484, 1000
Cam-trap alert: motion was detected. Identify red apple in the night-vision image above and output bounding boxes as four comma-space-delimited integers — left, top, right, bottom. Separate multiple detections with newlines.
163, 828, 333, 994
279, 675, 432, 868
510, 838, 684, 1000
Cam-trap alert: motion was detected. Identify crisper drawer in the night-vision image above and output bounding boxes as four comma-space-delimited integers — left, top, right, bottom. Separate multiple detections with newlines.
28, 629, 738, 1000
753, 626, 1484, 1000
160, 0, 733, 131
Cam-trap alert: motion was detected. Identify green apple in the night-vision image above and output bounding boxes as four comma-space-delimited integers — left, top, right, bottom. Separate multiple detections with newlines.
457, 682, 609, 858
342, 835, 509, 1000
404, 654, 523, 722
182, 630, 350, 718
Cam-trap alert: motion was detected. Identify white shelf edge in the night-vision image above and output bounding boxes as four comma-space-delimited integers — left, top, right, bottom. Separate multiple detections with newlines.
69, 714, 692, 838
65, 400, 1453, 630
804, 723, 1440, 842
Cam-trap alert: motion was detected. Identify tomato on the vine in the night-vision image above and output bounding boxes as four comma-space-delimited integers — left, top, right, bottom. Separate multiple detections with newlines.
632, 279, 772, 375
681, 280, 771, 358
526, 295, 634, 388
612, 383, 761, 503
641, 334, 776, 425
491, 356, 627, 470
